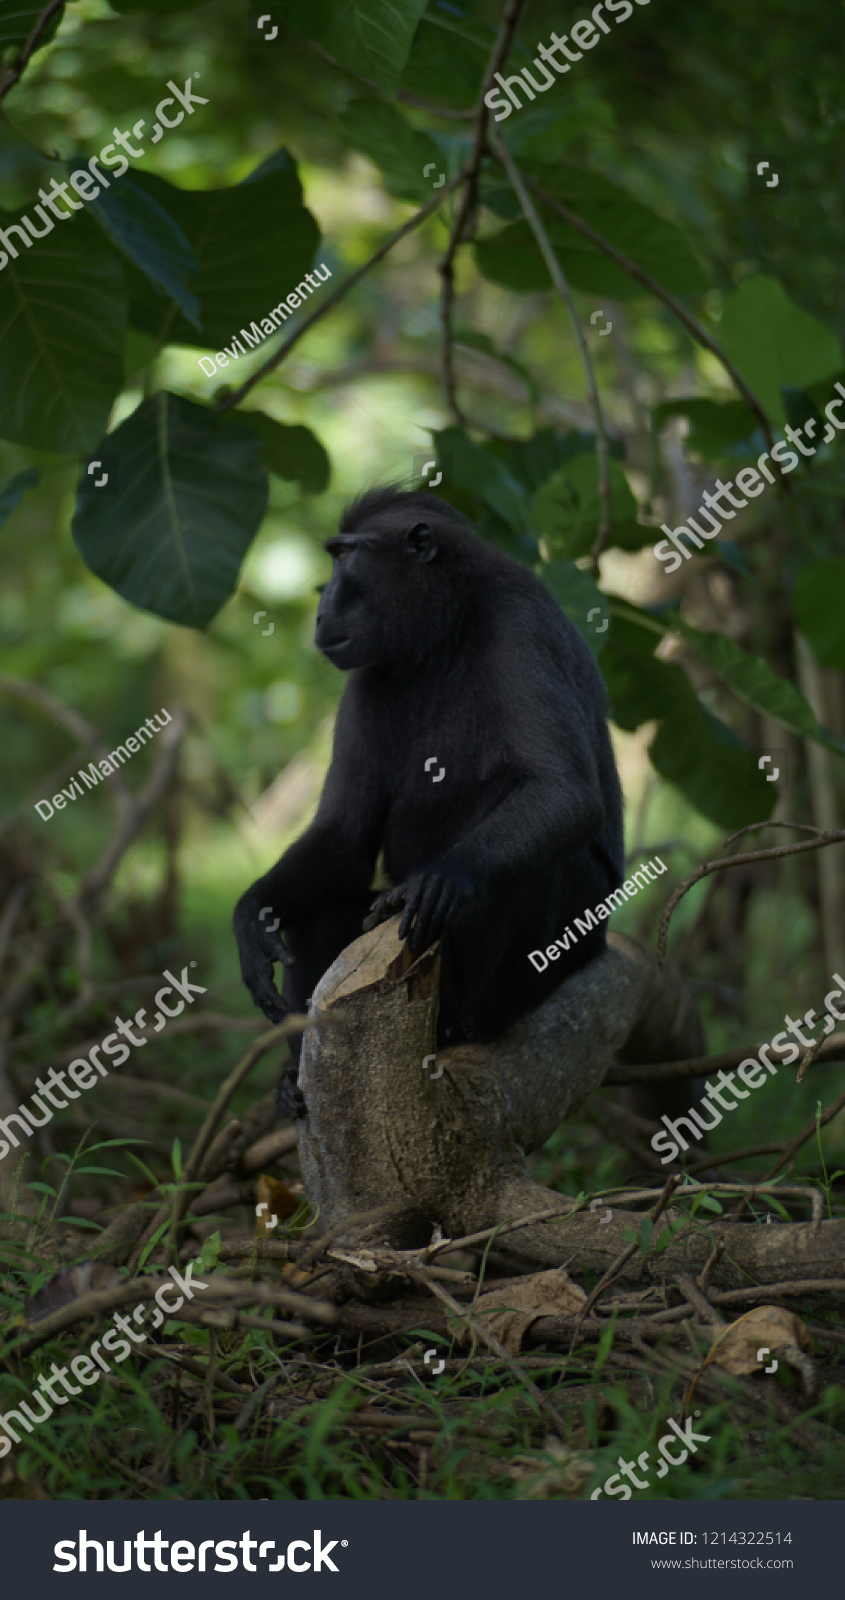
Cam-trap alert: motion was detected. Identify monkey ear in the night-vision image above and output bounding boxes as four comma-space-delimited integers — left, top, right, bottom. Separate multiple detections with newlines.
405, 522, 438, 563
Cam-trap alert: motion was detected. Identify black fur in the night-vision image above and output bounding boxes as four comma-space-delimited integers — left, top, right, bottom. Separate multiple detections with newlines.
233, 488, 623, 1066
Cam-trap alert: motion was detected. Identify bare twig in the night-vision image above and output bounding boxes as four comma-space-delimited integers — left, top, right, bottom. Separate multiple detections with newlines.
577, 1175, 679, 1323
605, 1028, 845, 1085
522, 177, 777, 459
127, 1017, 310, 1270
0, 0, 64, 106
0, 672, 131, 815
657, 823, 845, 967
215, 177, 463, 414
491, 134, 612, 574
437, 0, 527, 425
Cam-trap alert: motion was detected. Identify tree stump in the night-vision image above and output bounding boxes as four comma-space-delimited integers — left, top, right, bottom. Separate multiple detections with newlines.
296, 921, 703, 1259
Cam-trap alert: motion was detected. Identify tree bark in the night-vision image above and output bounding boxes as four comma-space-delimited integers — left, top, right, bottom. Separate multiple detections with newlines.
297, 923, 707, 1260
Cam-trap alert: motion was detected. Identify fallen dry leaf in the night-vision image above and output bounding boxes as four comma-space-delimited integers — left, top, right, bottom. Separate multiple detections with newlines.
460, 1268, 587, 1354
707, 1305, 814, 1377
254, 1174, 302, 1234
509, 1439, 595, 1499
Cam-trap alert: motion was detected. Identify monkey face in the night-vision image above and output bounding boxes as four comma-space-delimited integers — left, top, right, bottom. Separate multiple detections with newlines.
316, 520, 439, 670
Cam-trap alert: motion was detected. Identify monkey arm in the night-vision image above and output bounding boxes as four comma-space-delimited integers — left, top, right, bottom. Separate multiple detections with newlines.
233, 705, 385, 1020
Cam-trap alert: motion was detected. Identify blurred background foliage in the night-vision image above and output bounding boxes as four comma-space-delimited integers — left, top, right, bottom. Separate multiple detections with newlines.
1, 0, 845, 1185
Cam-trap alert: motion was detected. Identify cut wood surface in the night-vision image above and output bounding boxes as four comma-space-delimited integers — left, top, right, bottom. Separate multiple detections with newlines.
296, 922, 845, 1282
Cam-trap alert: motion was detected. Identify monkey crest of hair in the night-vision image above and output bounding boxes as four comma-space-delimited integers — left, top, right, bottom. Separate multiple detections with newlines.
234, 486, 624, 1109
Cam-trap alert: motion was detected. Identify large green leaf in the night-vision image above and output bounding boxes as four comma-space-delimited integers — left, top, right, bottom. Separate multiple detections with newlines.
601, 613, 775, 828
532, 457, 647, 556
0, 210, 126, 454
486, 427, 596, 492
71, 394, 268, 629
124, 154, 320, 349
715, 276, 842, 426
74, 170, 200, 329
340, 99, 442, 204
652, 398, 758, 459
229, 411, 330, 494
649, 702, 771, 832
475, 163, 707, 300
291, 0, 429, 90
399, 13, 490, 108
794, 560, 845, 672
540, 559, 609, 656
0, 2, 64, 55
677, 618, 845, 756
431, 426, 530, 529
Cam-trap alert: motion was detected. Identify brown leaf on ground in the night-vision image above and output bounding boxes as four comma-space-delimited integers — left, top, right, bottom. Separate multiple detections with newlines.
509, 1438, 596, 1499
706, 1305, 814, 1377
460, 1268, 587, 1354
254, 1174, 302, 1234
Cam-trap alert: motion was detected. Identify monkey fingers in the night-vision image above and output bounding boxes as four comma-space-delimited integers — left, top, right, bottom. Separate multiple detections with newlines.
400, 875, 450, 951
248, 959, 291, 1024
264, 929, 296, 967
362, 884, 407, 931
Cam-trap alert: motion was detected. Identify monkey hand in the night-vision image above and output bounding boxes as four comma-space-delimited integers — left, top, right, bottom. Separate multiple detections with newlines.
234, 897, 295, 1024
364, 869, 470, 954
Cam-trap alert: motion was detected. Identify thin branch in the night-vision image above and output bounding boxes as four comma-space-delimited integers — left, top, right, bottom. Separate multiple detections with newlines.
605, 1027, 845, 1085
0, 711, 188, 1032
127, 1016, 310, 1271
214, 176, 463, 415
577, 1175, 679, 1324
521, 176, 777, 461
0, 0, 63, 107
492, 133, 612, 575
764, 1086, 845, 1181
438, 0, 528, 426
657, 823, 845, 966
0, 672, 132, 815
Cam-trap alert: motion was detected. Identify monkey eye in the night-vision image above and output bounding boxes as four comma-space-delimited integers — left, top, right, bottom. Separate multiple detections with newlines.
335, 550, 347, 562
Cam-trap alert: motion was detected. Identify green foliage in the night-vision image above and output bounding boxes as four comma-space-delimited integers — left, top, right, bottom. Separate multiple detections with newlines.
124, 155, 320, 350
0, 211, 126, 453
601, 611, 775, 829
0, 466, 37, 529
677, 617, 845, 757
286, 0, 429, 91
539, 559, 608, 656
794, 560, 845, 671
532, 455, 647, 556
716, 276, 843, 426
340, 98, 443, 203
476, 162, 707, 299
0, 2, 64, 57
71, 394, 268, 628
431, 426, 530, 528
79, 169, 201, 329
652, 398, 759, 459
227, 411, 331, 494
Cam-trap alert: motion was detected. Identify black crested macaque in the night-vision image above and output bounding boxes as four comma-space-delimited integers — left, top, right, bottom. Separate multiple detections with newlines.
234, 488, 624, 1107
